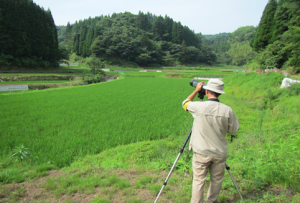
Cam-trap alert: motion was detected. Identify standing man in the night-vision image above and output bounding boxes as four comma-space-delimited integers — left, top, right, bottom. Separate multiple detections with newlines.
182, 79, 239, 203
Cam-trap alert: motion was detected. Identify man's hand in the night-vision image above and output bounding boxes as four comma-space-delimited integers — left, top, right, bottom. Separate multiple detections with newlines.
195, 82, 204, 92
185, 81, 204, 102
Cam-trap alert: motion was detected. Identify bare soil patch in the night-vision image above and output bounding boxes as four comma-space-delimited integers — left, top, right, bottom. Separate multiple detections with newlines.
0, 169, 171, 203
1, 168, 299, 203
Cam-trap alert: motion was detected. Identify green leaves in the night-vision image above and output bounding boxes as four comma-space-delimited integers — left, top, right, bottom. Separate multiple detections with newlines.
86, 57, 105, 76
250, 0, 277, 51
0, 0, 59, 68
11, 144, 31, 162
67, 12, 212, 65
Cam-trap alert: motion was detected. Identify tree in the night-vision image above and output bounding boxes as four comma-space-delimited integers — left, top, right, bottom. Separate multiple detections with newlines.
152, 16, 164, 40
62, 11, 213, 66
140, 31, 149, 48
64, 22, 73, 53
0, 0, 59, 68
250, 0, 277, 51
58, 45, 70, 61
86, 57, 105, 76
172, 23, 178, 43
271, 0, 300, 42
163, 15, 173, 41
162, 51, 175, 66
179, 40, 187, 63
136, 11, 151, 31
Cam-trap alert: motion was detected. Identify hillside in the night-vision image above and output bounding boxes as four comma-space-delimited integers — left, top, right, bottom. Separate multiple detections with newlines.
0, 0, 60, 68
249, 0, 300, 73
202, 26, 258, 66
58, 11, 216, 67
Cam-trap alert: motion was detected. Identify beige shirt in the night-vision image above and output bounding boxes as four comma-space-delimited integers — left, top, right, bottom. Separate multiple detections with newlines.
183, 99, 239, 157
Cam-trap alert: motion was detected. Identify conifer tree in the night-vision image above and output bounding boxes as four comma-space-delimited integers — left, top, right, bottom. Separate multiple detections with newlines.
152, 16, 164, 40
65, 22, 73, 53
176, 22, 183, 44
0, 8, 3, 54
140, 31, 149, 48
163, 15, 173, 41
179, 40, 187, 63
172, 23, 178, 43
271, 0, 300, 42
0, 0, 60, 67
79, 25, 88, 57
136, 11, 151, 31
250, 0, 277, 51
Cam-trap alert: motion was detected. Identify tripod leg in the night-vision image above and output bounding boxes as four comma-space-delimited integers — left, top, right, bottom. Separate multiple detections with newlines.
154, 128, 192, 203
225, 163, 243, 201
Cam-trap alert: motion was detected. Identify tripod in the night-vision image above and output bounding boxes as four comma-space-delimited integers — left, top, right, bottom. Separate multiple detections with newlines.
154, 128, 192, 203
154, 128, 243, 202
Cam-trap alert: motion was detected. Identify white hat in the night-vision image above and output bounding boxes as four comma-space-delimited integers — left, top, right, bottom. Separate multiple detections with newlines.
203, 79, 225, 94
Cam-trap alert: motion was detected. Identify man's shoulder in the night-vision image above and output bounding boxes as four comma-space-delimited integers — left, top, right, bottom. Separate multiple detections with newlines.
219, 102, 231, 108
219, 102, 234, 110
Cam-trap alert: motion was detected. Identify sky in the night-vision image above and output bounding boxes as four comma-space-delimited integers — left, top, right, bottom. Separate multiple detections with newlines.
33, 0, 269, 35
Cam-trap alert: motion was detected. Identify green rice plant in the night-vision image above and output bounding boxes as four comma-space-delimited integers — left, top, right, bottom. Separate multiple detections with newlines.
0, 77, 194, 168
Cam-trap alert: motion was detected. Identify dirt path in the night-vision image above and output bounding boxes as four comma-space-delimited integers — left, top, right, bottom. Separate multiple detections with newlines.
0, 169, 170, 203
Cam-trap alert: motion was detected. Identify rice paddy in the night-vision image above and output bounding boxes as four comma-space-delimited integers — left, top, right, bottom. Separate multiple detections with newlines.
0, 76, 196, 167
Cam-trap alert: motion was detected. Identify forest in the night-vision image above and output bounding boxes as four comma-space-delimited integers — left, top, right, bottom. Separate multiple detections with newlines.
58, 11, 216, 66
248, 0, 300, 73
0, 0, 300, 73
0, 0, 62, 68
203, 26, 258, 66
202, 0, 300, 73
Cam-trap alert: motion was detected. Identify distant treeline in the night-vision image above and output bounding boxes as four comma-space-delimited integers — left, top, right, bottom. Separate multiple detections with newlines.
201, 0, 300, 73
0, 0, 60, 68
203, 26, 258, 66
59, 11, 216, 66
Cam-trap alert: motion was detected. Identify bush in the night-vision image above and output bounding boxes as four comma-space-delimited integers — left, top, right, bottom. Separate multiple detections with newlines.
11, 144, 31, 163
83, 76, 103, 84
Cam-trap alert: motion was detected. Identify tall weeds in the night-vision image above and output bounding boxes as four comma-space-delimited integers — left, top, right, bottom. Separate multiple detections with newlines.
223, 72, 300, 192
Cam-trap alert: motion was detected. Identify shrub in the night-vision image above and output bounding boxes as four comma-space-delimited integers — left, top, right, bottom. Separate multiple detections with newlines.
83, 76, 103, 84
11, 144, 31, 163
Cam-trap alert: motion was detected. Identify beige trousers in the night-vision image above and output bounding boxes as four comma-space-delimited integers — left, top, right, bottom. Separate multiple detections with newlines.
191, 152, 226, 203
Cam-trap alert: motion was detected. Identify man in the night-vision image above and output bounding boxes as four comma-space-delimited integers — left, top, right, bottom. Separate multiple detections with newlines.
182, 79, 239, 203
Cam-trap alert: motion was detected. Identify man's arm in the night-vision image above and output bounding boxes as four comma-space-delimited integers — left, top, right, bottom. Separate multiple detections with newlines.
186, 82, 204, 101
228, 109, 239, 134
182, 82, 204, 112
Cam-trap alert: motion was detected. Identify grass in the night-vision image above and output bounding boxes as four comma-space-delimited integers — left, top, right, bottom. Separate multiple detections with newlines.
0, 68, 299, 202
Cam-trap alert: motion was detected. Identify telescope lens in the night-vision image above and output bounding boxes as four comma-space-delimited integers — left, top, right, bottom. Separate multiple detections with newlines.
190, 80, 199, 87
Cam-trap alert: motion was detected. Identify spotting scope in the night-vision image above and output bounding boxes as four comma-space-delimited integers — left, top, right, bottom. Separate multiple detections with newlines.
189, 80, 207, 100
